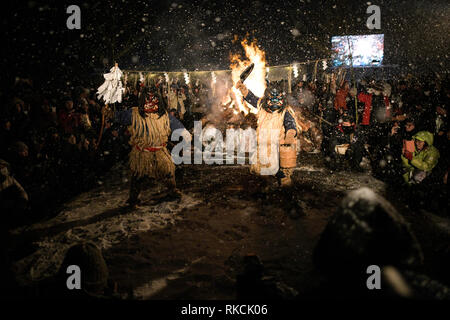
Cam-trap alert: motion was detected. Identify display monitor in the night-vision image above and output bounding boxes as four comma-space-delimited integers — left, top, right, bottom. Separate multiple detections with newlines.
331, 34, 384, 67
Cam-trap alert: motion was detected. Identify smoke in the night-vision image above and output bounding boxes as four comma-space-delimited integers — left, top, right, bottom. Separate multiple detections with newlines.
287, 88, 315, 108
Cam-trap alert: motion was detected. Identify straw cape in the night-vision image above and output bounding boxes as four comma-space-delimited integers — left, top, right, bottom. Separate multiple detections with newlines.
250, 106, 300, 175
128, 107, 174, 179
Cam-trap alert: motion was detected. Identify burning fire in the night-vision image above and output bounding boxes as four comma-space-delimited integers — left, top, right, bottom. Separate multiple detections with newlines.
229, 39, 267, 115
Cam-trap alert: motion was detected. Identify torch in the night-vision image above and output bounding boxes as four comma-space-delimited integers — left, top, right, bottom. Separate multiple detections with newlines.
234, 62, 254, 98
239, 63, 254, 83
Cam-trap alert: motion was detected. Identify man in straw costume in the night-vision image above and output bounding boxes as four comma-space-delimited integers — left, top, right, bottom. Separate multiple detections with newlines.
236, 80, 300, 186
103, 85, 189, 207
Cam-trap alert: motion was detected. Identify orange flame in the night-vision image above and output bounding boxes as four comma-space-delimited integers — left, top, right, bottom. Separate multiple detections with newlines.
229, 39, 267, 115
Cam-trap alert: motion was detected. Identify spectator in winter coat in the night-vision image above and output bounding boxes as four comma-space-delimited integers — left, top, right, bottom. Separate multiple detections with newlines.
334, 81, 350, 113
358, 88, 373, 126
58, 98, 80, 134
389, 117, 419, 160
401, 131, 440, 184
327, 113, 364, 171
32, 99, 57, 133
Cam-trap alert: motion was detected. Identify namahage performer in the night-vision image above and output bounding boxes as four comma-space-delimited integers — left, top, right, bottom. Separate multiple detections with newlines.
236, 80, 300, 186
103, 86, 189, 207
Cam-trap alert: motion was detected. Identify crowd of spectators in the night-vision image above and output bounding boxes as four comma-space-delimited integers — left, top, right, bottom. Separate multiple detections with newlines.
292, 74, 449, 213
0, 72, 448, 228
0, 79, 131, 227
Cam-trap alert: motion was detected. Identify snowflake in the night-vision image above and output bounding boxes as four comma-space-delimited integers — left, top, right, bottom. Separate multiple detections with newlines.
290, 29, 300, 37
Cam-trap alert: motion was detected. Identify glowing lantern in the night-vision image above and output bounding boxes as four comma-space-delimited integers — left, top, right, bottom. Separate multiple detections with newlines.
293, 64, 299, 78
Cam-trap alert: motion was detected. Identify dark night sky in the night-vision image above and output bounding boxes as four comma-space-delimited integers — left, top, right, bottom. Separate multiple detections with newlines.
2, 0, 449, 84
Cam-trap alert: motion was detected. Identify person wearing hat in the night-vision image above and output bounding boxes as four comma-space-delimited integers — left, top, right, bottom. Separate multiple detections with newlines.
328, 112, 365, 171
374, 116, 419, 182
401, 131, 440, 184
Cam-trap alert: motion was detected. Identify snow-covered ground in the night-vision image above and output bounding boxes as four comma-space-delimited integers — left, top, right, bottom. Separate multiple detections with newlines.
11, 163, 202, 285
9, 156, 449, 299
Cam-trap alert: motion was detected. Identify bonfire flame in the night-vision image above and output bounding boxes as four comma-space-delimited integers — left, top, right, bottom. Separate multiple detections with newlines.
229, 39, 267, 115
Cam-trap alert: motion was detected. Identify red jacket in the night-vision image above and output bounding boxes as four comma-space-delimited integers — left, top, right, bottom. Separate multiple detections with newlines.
384, 96, 391, 118
358, 93, 391, 125
58, 109, 80, 134
358, 92, 372, 125
334, 87, 349, 111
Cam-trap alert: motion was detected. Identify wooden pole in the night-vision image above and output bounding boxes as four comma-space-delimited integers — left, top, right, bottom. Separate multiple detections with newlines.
346, 35, 358, 125
95, 104, 107, 150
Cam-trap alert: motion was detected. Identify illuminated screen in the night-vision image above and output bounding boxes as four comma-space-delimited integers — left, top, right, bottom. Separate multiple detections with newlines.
331, 34, 384, 67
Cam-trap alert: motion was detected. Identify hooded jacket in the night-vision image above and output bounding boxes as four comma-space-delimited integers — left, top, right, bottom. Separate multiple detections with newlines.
401, 131, 440, 183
